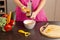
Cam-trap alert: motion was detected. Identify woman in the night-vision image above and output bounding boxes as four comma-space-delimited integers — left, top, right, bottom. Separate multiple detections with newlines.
14, 0, 47, 21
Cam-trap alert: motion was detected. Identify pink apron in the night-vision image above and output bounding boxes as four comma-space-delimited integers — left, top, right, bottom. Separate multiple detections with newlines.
15, 0, 47, 21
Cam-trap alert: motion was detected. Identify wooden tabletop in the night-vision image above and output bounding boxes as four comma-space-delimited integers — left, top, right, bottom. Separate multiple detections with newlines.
0, 21, 60, 40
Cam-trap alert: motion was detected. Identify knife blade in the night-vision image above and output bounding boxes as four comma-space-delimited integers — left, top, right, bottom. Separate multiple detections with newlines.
42, 23, 49, 31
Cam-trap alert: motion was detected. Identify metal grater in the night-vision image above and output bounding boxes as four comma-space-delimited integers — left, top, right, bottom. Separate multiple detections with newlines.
27, 0, 32, 17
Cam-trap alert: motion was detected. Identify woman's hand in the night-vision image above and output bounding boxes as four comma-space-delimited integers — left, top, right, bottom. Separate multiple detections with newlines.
21, 6, 30, 13
30, 0, 46, 19
30, 12, 37, 19
14, 0, 30, 13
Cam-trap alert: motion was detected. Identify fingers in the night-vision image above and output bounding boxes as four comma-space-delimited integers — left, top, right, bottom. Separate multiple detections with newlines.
21, 7, 30, 13
30, 16, 35, 19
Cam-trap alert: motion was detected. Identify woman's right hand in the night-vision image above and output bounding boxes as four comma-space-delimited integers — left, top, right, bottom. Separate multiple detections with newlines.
21, 6, 30, 13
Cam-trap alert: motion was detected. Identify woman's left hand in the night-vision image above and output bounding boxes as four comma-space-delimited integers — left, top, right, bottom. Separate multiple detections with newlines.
30, 12, 37, 19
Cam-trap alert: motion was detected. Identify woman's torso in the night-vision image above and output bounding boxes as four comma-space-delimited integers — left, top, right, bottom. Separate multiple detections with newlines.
17, 0, 40, 11
16, 0, 47, 21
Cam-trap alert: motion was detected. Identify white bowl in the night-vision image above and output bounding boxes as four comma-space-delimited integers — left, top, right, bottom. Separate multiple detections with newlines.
23, 20, 36, 29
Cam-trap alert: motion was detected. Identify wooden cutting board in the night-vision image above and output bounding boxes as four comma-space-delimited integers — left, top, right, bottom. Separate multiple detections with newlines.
40, 24, 60, 38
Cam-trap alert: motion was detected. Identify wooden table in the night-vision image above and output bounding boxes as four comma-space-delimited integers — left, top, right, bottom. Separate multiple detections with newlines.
0, 21, 60, 40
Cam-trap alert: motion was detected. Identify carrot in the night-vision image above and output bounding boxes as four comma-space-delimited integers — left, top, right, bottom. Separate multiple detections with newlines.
6, 12, 12, 24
